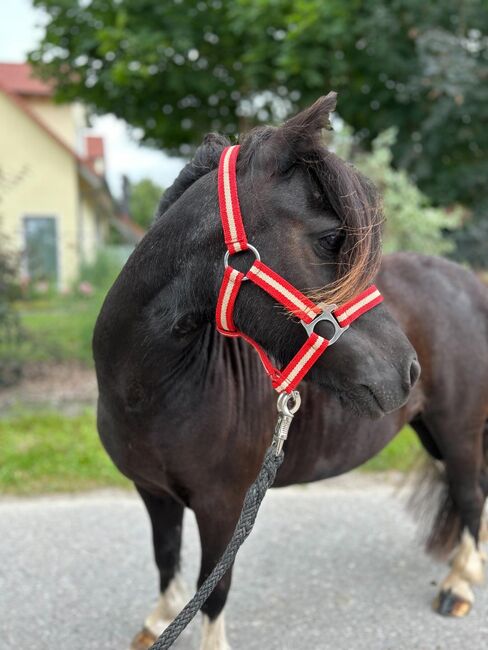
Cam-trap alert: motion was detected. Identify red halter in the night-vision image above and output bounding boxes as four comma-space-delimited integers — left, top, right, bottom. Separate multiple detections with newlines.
216, 145, 383, 394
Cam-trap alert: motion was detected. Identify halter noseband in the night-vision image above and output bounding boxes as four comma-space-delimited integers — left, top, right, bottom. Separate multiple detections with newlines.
216, 145, 383, 394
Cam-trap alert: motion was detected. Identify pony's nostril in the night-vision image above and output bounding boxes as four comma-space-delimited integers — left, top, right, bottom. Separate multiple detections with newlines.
409, 359, 421, 387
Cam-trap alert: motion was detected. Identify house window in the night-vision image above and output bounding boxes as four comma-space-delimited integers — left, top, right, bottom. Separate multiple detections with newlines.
23, 216, 58, 282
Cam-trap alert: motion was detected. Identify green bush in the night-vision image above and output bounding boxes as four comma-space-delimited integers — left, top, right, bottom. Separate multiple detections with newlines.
77, 248, 126, 294
335, 127, 462, 255
129, 178, 164, 229
0, 242, 24, 386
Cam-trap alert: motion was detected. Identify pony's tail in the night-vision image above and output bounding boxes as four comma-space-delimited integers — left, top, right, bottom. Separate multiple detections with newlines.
406, 457, 462, 559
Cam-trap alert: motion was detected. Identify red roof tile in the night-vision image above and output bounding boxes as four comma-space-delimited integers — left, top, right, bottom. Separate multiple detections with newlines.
0, 62, 53, 96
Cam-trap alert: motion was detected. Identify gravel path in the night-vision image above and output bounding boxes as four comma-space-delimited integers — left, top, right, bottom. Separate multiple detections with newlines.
1, 480, 486, 649
0, 363, 97, 413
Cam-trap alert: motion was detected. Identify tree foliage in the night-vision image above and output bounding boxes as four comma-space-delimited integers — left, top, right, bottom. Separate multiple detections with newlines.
30, 0, 487, 262
336, 128, 461, 255
128, 178, 164, 229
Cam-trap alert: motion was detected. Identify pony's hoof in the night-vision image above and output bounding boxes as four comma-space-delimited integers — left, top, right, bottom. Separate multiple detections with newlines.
130, 627, 157, 650
434, 589, 472, 617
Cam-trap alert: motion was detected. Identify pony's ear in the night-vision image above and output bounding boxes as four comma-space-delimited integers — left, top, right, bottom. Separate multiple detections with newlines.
269, 92, 337, 172
282, 92, 337, 135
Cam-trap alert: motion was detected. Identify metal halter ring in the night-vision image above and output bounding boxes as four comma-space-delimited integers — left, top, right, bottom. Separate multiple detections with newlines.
224, 244, 261, 281
301, 305, 349, 346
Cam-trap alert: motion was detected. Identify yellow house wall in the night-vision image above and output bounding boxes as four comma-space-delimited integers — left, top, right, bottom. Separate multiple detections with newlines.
23, 97, 84, 151
0, 91, 81, 290
80, 192, 101, 264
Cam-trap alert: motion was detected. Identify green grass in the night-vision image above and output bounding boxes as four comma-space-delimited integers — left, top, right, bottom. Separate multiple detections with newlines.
22, 300, 99, 364
0, 407, 421, 495
14, 294, 104, 365
5, 248, 125, 368
0, 409, 129, 494
362, 425, 422, 472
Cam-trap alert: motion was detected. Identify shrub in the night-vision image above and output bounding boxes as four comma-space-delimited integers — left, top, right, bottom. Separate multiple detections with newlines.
76, 247, 128, 295
335, 127, 462, 255
0, 242, 24, 386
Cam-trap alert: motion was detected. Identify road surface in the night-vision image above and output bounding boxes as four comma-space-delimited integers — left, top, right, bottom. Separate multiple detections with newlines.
1, 476, 487, 649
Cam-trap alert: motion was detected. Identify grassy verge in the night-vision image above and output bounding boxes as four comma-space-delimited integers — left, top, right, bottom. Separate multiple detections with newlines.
0, 406, 422, 495
0, 409, 129, 495
8, 248, 125, 367
362, 425, 421, 472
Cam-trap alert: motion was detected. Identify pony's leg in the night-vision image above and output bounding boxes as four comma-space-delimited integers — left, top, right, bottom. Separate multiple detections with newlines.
412, 414, 487, 617
435, 528, 486, 616
480, 517, 488, 543
434, 455, 486, 617
192, 490, 246, 650
480, 423, 488, 542
130, 487, 186, 650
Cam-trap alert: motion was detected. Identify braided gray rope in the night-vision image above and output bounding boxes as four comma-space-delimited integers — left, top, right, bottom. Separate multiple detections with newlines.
148, 445, 284, 650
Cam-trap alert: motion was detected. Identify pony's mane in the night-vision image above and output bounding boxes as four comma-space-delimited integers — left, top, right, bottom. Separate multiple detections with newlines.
156, 132, 230, 217
158, 100, 382, 306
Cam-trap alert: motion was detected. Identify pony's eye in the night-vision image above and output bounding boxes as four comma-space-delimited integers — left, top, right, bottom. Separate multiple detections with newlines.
317, 231, 343, 252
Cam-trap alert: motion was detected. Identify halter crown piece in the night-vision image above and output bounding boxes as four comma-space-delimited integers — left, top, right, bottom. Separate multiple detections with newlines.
216, 145, 383, 394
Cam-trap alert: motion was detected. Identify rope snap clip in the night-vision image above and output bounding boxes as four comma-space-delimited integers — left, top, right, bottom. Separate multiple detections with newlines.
273, 390, 301, 455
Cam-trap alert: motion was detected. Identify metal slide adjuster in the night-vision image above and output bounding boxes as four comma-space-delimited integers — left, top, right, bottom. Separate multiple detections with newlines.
224, 244, 260, 281
301, 305, 348, 346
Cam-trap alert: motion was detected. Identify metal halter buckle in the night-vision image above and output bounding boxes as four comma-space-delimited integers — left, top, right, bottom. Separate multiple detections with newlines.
301, 305, 349, 346
223, 244, 260, 281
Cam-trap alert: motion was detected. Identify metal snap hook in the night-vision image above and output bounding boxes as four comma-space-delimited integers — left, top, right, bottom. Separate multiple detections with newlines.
273, 390, 301, 455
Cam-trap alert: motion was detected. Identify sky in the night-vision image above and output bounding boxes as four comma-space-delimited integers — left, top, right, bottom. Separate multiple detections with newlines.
0, 0, 185, 197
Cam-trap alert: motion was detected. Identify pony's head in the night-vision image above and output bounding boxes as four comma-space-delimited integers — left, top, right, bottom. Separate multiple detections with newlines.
158, 93, 419, 416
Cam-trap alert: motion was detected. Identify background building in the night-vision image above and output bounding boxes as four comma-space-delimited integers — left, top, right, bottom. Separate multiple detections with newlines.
0, 62, 116, 290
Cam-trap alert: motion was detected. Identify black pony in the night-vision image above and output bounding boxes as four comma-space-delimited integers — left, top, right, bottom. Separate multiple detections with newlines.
93, 95, 420, 650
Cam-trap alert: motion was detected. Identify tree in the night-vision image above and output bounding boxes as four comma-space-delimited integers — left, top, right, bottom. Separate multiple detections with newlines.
30, 0, 487, 263
336, 128, 461, 255
128, 178, 164, 230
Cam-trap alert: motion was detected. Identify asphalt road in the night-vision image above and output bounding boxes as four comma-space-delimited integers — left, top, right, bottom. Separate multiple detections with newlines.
1, 477, 487, 650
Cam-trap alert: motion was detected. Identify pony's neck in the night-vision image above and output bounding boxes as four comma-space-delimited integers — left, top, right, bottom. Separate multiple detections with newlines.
94, 175, 271, 409
96, 173, 219, 343
170, 325, 272, 402
94, 168, 275, 413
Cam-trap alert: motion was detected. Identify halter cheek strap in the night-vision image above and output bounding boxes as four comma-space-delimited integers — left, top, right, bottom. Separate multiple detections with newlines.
216, 145, 383, 394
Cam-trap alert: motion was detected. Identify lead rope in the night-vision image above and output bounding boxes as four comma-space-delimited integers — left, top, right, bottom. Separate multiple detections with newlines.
148, 391, 301, 650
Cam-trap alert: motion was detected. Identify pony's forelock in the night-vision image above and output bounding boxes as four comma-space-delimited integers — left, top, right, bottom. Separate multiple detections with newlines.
306, 148, 383, 306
